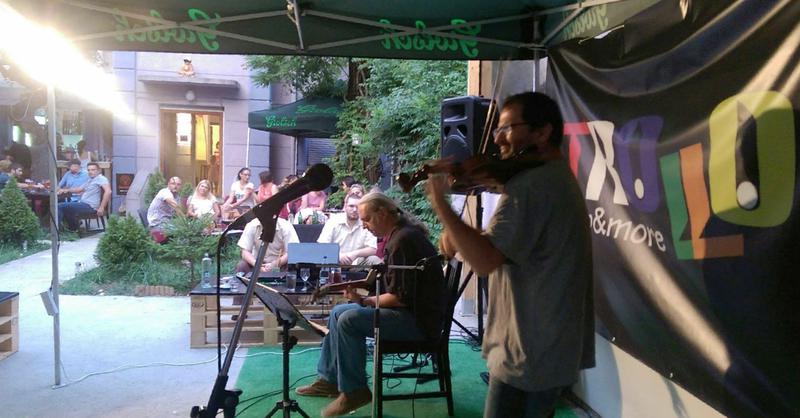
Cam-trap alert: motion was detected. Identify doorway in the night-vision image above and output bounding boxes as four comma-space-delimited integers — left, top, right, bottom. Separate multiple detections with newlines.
159, 109, 223, 195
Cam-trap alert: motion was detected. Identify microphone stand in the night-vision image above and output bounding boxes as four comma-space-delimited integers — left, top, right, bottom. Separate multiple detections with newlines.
192, 217, 278, 418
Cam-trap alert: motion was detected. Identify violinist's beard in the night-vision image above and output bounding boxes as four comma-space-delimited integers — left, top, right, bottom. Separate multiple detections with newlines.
502, 144, 539, 160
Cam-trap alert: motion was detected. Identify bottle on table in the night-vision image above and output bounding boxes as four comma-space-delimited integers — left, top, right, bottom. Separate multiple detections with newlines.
201, 253, 213, 289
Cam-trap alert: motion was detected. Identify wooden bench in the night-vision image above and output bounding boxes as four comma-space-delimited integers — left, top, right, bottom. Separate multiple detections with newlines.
0, 292, 19, 361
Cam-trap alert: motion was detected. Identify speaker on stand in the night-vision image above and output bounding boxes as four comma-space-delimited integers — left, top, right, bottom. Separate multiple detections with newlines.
440, 95, 499, 169
439, 95, 496, 353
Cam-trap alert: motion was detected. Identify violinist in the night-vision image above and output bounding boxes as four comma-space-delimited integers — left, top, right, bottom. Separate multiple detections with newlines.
425, 92, 595, 418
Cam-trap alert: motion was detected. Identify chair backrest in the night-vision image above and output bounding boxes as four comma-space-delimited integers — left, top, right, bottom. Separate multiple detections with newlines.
437, 258, 463, 344
138, 206, 149, 228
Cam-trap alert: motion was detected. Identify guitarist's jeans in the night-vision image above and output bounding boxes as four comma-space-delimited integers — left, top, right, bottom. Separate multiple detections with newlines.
317, 303, 426, 394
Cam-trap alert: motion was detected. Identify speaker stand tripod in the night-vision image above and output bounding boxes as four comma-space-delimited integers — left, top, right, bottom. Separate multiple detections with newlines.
450, 193, 488, 344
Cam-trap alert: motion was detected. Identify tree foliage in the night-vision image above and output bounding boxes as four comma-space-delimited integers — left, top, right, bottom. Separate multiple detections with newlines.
245, 56, 349, 98
0, 178, 42, 246
158, 214, 217, 280
246, 56, 467, 241
95, 214, 155, 268
332, 60, 467, 239
143, 169, 166, 207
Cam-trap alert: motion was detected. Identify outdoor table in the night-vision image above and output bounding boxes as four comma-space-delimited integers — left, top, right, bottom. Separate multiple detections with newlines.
22, 189, 70, 226
188, 274, 343, 348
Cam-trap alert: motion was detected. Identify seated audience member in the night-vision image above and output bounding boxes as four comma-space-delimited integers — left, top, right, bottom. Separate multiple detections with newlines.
187, 179, 221, 220
4, 142, 31, 179
256, 169, 279, 204
301, 189, 327, 211
9, 163, 25, 181
222, 167, 256, 217
8, 163, 31, 190
57, 162, 111, 232
278, 174, 302, 220
295, 192, 445, 416
340, 175, 355, 197
317, 193, 380, 265
348, 184, 365, 199
236, 216, 299, 273
57, 159, 89, 202
147, 176, 183, 242
0, 160, 11, 192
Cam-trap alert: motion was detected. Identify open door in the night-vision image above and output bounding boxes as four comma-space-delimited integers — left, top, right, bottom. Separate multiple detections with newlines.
159, 109, 223, 194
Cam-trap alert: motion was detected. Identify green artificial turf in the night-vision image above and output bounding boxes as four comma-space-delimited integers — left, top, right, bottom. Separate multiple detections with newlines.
234, 340, 578, 418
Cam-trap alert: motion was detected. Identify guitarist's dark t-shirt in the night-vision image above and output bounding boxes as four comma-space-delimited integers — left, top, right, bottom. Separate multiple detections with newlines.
383, 220, 446, 340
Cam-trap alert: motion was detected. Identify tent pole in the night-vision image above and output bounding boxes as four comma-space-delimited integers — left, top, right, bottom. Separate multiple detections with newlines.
47, 83, 61, 387
288, 0, 306, 50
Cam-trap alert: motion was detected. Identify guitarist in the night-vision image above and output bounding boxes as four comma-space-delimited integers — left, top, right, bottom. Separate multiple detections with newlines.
295, 192, 445, 417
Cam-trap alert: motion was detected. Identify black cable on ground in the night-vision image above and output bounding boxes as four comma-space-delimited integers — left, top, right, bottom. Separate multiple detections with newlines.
234, 372, 317, 417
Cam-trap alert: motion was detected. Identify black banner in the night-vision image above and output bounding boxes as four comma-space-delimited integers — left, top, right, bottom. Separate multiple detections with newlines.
547, 2, 799, 417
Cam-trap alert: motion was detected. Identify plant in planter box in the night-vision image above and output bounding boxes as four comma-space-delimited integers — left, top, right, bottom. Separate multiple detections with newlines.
178, 182, 194, 207
95, 215, 155, 271
0, 178, 42, 247
158, 214, 217, 282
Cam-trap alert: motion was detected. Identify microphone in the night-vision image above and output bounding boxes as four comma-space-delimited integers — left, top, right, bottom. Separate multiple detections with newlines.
227, 164, 334, 230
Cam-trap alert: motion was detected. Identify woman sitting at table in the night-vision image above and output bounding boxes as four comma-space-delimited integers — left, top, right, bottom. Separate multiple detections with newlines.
221, 167, 256, 218
255, 169, 279, 204
301, 189, 327, 212
187, 179, 221, 220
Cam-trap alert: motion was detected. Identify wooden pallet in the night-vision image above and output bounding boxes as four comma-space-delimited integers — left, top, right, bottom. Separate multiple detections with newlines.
0, 292, 19, 361
190, 294, 339, 348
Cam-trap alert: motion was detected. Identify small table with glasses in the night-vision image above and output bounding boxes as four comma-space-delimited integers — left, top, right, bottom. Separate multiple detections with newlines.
189, 273, 344, 348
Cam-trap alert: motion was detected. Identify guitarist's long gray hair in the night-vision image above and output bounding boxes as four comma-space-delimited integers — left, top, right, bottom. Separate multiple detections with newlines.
358, 192, 429, 237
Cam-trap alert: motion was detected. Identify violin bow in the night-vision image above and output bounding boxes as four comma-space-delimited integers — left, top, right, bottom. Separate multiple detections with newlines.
478, 60, 506, 156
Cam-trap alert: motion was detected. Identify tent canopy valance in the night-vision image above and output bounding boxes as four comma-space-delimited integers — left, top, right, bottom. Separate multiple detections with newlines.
6, 0, 648, 60
248, 96, 342, 137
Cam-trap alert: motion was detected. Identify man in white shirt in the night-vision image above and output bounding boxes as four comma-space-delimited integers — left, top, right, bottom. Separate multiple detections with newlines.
317, 194, 380, 265
147, 176, 183, 230
236, 217, 299, 273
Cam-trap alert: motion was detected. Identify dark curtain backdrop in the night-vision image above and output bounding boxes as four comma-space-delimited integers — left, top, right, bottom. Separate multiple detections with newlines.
547, 2, 800, 417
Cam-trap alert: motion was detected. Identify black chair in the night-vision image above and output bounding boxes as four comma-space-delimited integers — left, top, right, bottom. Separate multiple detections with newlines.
78, 189, 109, 232
138, 206, 149, 228
374, 258, 463, 417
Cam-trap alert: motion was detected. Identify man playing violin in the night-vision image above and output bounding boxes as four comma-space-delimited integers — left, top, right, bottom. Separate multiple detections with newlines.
426, 92, 595, 418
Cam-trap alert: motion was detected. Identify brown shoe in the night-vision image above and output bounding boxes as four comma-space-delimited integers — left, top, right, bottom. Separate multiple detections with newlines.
321, 387, 372, 417
295, 378, 339, 397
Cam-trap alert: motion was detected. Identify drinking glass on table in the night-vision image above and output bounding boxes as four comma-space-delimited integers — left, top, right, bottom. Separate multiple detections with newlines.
319, 267, 330, 286
299, 267, 310, 291
285, 272, 297, 292
330, 267, 342, 284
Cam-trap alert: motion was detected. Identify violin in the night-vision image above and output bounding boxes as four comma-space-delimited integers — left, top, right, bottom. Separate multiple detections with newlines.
396, 148, 544, 193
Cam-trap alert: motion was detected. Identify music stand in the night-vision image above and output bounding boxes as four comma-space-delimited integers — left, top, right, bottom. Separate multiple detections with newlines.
246, 281, 327, 418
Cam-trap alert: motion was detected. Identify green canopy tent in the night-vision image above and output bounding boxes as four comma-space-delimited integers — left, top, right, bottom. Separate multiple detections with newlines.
2, 0, 656, 403
6, 0, 648, 59
248, 96, 342, 137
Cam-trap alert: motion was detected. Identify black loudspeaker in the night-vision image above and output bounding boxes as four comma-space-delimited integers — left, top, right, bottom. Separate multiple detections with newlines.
440, 96, 499, 163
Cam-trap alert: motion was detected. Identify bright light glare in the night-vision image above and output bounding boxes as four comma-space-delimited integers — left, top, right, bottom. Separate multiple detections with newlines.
0, 4, 130, 118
